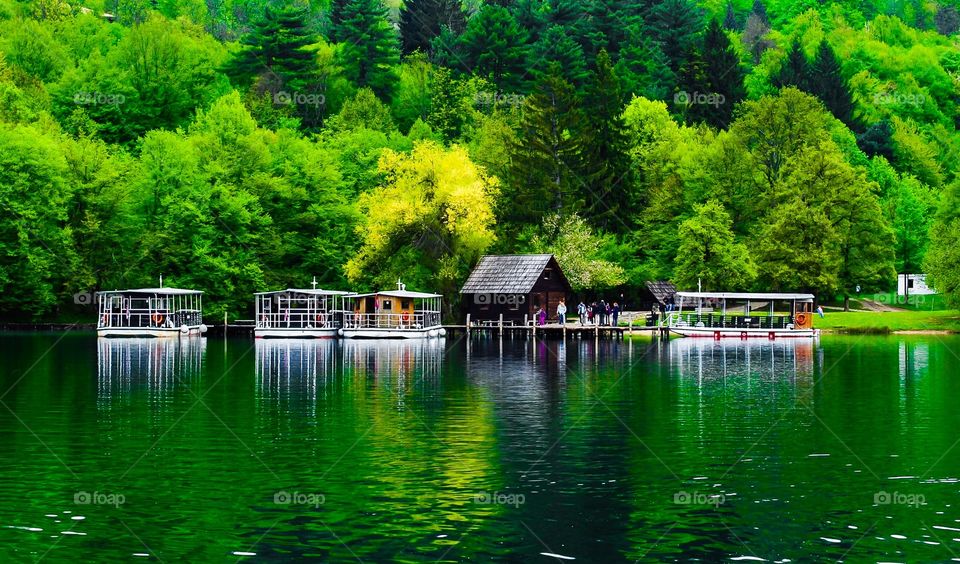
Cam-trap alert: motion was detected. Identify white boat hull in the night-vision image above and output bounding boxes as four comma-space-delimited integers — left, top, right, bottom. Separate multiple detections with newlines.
669, 327, 819, 339
340, 326, 444, 339
255, 328, 339, 339
98, 325, 206, 338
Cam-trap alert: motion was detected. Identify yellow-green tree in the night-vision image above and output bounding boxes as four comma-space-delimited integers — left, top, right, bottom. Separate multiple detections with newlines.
346, 141, 498, 303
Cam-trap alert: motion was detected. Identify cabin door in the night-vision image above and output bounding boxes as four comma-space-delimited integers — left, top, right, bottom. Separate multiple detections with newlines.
261, 296, 272, 327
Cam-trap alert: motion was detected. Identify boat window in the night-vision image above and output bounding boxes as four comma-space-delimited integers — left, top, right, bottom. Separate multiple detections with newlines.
382, 299, 392, 310
401, 300, 410, 309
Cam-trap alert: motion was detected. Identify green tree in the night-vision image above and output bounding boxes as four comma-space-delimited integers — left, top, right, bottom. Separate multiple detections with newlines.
773, 38, 809, 91
334, 0, 401, 100
723, 2, 738, 30
399, 0, 466, 55
528, 25, 589, 87
755, 198, 841, 295
647, 0, 704, 73
0, 124, 83, 317
456, 5, 529, 93
506, 63, 586, 225
674, 200, 756, 291
687, 19, 745, 128
223, 4, 316, 92
530, 213, 626, 290
808, 40, 854, 126
925, 179, 960, 305
580, 50, 634, 231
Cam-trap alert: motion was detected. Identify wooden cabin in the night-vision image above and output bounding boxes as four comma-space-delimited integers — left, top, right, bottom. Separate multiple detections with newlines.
460, 254, 572, 324
637, 280, 677, 312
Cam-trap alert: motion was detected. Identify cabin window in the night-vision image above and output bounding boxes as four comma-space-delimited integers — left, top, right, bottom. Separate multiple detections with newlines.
382, 299, 392, 310
908, 279, 915, 288
401, 300, 410, 309
543, 268, 552, 280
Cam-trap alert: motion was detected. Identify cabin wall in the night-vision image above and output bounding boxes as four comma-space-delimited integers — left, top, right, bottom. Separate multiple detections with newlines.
464, 290, 569, 323
464, 296, 531, 323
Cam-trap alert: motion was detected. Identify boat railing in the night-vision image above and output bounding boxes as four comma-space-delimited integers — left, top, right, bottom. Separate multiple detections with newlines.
256, 310, 342, 329
343, 312, 441, 330
665, 313, 795, 329
99, 309, 202, 329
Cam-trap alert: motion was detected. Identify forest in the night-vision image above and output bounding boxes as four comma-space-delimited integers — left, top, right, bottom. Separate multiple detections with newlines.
0, 0, 958, 320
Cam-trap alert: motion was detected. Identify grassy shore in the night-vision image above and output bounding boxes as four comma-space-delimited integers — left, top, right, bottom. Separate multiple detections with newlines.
816, 310, 960, 333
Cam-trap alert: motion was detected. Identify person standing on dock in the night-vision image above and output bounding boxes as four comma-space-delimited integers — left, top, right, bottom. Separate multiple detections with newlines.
537, 306, 547, 326
577, 301, 587, 325
557, 300, 567, 325
612, 302, 620, 326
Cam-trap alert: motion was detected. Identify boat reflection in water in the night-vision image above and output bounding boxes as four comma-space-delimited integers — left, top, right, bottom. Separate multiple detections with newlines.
254, 338, 445, 407
667, 336, 821, 383
96, 336, 206, 405
342, 338, 446, 386
255, 339, 337, 417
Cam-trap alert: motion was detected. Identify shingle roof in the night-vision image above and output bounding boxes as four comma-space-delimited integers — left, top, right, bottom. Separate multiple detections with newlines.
460, 254, 560, 294
645, 281, 677, 304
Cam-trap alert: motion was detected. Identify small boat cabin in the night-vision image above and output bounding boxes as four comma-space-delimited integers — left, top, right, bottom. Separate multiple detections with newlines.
341, 283, 444, 339
254, 288, 350, 339
97, 288, 206, 338
665, 292, 818, 339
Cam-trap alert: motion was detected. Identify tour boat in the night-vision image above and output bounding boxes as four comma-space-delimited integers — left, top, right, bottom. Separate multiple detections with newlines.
664, 292, 819, 339
254, 288, 350, 338
97, 287, 207, 338
339, 283, 445, 339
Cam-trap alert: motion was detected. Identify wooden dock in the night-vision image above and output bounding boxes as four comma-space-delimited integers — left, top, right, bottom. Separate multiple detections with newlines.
450, 313, 666, 340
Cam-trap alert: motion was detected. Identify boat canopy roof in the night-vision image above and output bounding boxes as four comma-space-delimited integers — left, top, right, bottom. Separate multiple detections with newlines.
254, 288, 351, 296
350, 290, 442, 299
97, 288, 202, 296
677, 292, 814, 301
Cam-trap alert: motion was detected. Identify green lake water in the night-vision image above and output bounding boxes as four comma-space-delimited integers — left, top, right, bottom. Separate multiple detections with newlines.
1, 333, 959, 562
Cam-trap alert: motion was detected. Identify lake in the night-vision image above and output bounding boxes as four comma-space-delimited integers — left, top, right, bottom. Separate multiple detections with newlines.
1, 333, 959, 561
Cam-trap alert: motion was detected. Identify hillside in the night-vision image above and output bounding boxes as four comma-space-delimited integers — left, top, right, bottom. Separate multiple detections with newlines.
0, 0, 958, 319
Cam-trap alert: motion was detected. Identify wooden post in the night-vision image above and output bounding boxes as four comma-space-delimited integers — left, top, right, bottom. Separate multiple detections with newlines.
629, 314, 634, 336
466, 313, 471, 337
499, 313, 503, 337
224, 311, 227, 337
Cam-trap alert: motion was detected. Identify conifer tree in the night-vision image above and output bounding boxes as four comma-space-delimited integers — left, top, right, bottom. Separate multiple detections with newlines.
647, 0, 705, 73
580, 50, 634, 231
528, 25, 589, 87
399, 0, 466, 55
752, 0, 768, 24
617, 28, 677, 100
773, 39, 809, 91
507, 63, 587, 223
224, 5, 316, 93
697, 18, 745, 128
334, 0, 400, 100
808, 40, 854, 126
723, 2, 738, 30
456, 5, 528, 93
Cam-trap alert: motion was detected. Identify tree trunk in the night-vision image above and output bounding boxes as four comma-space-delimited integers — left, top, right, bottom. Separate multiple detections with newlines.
843, 295, 850, 312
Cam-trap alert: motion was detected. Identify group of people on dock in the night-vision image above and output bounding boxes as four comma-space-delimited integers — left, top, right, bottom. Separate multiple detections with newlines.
530, 299, 622, 327
576, 300, 621, 326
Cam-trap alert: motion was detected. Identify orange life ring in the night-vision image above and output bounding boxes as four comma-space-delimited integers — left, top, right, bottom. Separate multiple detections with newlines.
316, 313, 325, 326
402, 312, 410, 323
795, 312, 808, 327
153, 313, 164, 324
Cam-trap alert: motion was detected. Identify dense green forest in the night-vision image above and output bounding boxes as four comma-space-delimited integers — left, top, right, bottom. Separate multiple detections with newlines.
0, 0, 958, 320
